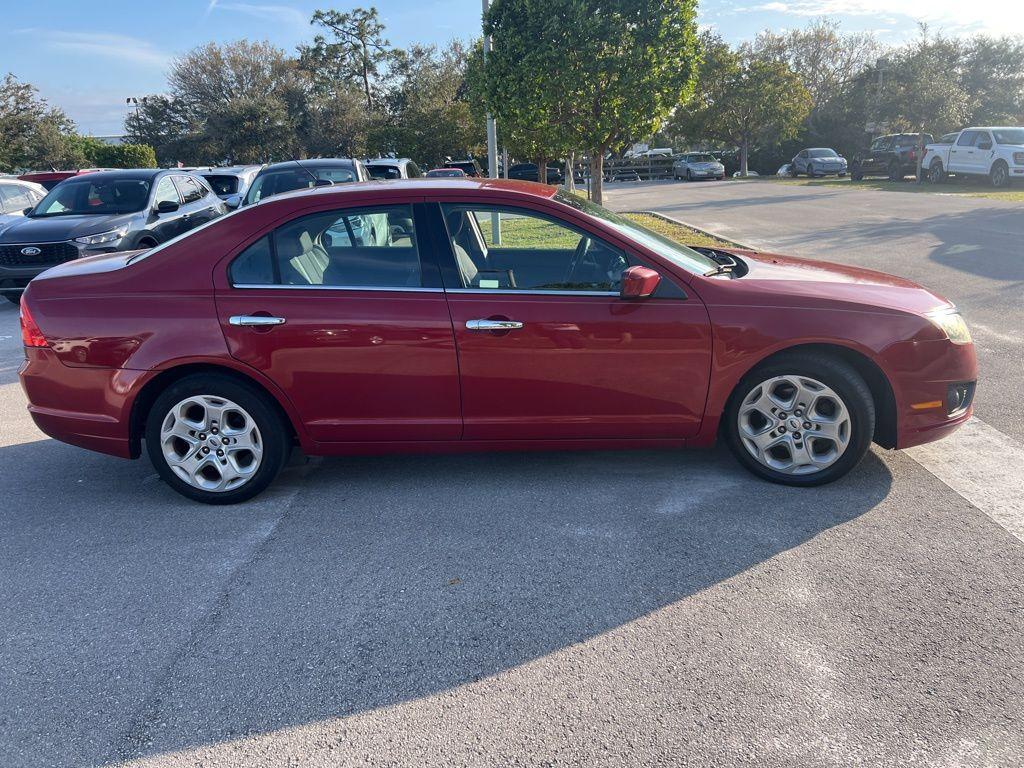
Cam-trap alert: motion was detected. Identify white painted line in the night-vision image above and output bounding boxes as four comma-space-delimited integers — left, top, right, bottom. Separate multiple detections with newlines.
906, 417, 1024, 544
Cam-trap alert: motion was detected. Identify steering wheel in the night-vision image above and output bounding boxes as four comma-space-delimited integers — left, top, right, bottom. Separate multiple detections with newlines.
563, 236, 591, 285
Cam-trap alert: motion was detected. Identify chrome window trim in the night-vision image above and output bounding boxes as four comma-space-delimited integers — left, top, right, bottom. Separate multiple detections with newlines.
231, 283, 444, 293
445, 288, 619, 297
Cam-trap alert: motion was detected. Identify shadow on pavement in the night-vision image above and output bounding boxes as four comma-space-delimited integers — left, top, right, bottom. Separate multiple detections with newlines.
0, 434, 895, 764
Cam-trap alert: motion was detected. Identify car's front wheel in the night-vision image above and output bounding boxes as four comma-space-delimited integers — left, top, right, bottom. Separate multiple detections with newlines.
990, 161, 1009, 188
145, 374, 290, 504
723, 353, 875, 486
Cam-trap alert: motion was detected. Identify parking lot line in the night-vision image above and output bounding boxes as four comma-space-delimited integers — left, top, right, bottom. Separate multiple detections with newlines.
906, 417, 1024, 544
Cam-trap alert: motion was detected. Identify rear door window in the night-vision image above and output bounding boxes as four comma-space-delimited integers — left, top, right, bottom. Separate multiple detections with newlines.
956, 131, 978, 147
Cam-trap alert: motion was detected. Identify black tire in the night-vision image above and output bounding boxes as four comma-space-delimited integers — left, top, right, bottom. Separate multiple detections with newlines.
851, 167, 863, 181
990, 161, 1009, 189
888, 162, 902, 182
686, 170, 692, 182
723, 352, 875, 487
790, 165, 799, 178
145, 373, 291, 504
928, 161, 945, 184
2, 292, 21, 305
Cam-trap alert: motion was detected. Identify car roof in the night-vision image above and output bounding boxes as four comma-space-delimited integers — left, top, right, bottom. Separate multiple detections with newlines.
54, 169, 164, 182
365, 158, 411, 165
254, 177, 558, 205
200, 166, 261, 175
259, 159, 357, 172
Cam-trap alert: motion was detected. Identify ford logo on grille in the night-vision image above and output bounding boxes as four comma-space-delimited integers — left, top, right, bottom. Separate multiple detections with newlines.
20, 246, 42, 256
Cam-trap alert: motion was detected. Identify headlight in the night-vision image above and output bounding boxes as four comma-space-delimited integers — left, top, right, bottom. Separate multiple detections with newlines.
74, 228, 127, 246
1014, 152, 1024, 164
928, 310, 972, 345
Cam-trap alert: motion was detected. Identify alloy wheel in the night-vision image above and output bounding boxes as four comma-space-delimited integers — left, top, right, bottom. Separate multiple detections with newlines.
159, 395, 264, 492
737, 375, 852, 476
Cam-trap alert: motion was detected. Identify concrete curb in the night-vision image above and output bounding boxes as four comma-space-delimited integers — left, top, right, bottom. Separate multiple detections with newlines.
627, 209, 756, 251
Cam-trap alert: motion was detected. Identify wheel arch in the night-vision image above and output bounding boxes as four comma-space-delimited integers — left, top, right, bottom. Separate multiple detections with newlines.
128, 361, 304, 457
720, 342, 898, 449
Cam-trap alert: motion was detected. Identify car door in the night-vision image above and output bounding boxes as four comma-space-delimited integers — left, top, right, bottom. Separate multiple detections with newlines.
795, 150, 808, 173
173, 175, 218, 232
973, 131, 995, 173
150, 175, 187, 242
949, 130, 978, 174
431, 201, 712, 441
863, 138, 887, 174
215, 201, 461, 443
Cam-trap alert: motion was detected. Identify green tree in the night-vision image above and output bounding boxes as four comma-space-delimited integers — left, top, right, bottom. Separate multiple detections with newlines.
480, 0, 700, 203
0, 74, 84, 171
301, 7, 390, 108
673, 37, 811, 176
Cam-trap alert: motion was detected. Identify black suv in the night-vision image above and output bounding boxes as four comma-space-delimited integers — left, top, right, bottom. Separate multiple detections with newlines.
507, 163, 563, 184
0, 169, 225, 302
443, 159, 484, 177
851, 133, 934, 181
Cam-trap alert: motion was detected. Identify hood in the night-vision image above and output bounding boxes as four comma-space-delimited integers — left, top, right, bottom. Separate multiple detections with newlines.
708, 250, 953, 316
689, 161, 723, 168
34, 249, 145, 282
0, 212, 138, 244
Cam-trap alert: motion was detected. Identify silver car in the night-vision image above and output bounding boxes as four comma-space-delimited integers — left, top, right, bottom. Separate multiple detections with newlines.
198, 165, 262, 208
0, 178, 47, 216
672, 153, 725, 181
790, 148, 848, 177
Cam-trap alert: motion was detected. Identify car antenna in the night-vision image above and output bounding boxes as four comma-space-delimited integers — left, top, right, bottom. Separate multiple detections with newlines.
293, 159, 333, 187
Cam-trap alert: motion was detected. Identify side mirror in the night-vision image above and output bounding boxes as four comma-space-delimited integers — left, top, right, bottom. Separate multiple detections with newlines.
620, 266, 661, 299
156, 199, 179, 214
225, 194, 241, 209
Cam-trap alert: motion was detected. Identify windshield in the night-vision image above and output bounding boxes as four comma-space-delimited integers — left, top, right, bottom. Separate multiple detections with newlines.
555, 190, 719, 276
202, 175, 239, 195
686, 154, 716, 163
31, 177, 151, 217
244, 163, 357, 205
808, 149, 839, 158
994, 129, 1024, 145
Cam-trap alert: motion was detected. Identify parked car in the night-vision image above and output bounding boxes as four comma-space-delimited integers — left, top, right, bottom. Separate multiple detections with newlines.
241, 159, 370, 206
507, 163, 563, 184
18, 178, 976, 502
922, 126, 1024, 188
198, 165, 262, 205
0, 178, 47, 216
672, 153, 726, 181
17, 169, 104, 191
0, 169, 225, 303
366, 158, 423, 180
733, 171, 760, 178
425, 167, 467, 178
790, 148, 848, 177
608, 169, 641, 182
850, 133, 933, 182
443, 159, 484, 177
776, 164, 792, 177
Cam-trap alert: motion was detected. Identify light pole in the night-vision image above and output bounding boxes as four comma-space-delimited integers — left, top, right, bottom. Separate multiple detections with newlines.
482, 0, 501, 243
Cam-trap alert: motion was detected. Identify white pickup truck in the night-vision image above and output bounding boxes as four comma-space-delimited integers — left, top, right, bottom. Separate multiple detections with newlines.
922, 126, 1024, 187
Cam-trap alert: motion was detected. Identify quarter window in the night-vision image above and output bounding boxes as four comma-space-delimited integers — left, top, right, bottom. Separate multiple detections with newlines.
229, 205, 422, 288
441, 204, 630, 292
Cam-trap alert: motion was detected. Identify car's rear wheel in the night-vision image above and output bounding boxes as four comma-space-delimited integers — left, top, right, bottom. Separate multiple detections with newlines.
145, 374, 290, 504
723, 353, 875, 486
928, 160, 946, 184
888, 162, 903, 182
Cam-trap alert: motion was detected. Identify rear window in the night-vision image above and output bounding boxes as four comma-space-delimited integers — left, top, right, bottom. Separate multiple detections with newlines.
368, 165, 402, 180
202, 175, 239, 195
245, 164, 357, 204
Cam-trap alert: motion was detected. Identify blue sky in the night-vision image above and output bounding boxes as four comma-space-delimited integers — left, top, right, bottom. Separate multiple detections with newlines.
3, 0, 1020, 134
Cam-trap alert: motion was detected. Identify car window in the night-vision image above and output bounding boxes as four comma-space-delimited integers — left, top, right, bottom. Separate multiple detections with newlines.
441, 204, 631, 293
31, 177, 154, 217
956, 131, 978, 147
407, 162, 421, 178
154, 176, 180, 207
870, 138, 890, 151
230, 204, 421, 288
176, 175, 205, 204
975, 131, 992, 147
202, 174, 239, 195
0, 183, 35, 212
368, 165, 402, 180
993, 128, 1024, 145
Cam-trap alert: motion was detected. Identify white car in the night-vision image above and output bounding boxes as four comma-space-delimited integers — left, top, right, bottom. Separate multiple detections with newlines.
365, 158, 424, 180
923, 126, 1024, 188
0, 178, 47, 216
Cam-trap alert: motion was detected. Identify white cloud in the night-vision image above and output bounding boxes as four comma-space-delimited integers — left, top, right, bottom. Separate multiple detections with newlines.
210, 2, 309, 32
744, 0, 1024, 36
16, 30, 171, 69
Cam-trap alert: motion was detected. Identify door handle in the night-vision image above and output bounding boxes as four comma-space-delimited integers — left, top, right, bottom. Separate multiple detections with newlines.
229, 315, 286, 327
466, 318, 523, 331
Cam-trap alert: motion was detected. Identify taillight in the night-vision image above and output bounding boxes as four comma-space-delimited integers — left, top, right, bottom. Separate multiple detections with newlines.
19, 296, 48, 348
908, 148, 917, 161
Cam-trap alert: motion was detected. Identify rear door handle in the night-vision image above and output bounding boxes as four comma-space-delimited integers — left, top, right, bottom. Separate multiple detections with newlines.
466, 319, 523, 331
229, 315, 286, 327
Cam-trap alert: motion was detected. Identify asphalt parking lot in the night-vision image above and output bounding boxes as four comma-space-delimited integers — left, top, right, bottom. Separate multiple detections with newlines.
2, 181, 1024, 767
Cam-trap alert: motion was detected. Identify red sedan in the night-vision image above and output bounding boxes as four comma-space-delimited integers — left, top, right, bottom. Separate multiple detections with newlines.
18, 179, 976, 503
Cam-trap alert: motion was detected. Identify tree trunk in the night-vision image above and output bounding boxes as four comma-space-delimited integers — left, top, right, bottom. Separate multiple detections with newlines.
590, 153, 605, 205
916, 126, 925, 183
565, 151, 576, 193
536, 155, 548, 184
740, 138, 749, 177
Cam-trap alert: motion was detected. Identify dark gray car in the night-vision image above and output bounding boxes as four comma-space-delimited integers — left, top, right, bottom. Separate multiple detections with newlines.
0, 169, 225, 302
240, 159, 370, 207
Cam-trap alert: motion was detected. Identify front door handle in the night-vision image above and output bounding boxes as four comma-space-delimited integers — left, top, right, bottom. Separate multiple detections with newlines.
466, 318, 523, 331
229, 315, 286, 327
